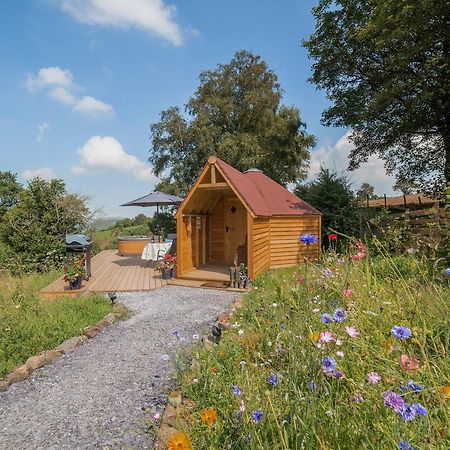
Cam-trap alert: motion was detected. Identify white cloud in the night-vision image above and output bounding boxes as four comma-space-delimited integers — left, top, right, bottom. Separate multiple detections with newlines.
25, 67, 73, 92
309, 132, 396, 195
22, 167, 57, 181
74, 95, 113, 115
36, 122, 50, 142
71, 136, 154, 182
26, 67, 113, 116
56, 0, 183, 45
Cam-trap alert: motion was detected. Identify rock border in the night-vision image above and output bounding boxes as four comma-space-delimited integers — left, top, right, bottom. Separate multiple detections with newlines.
153, 296, 245, 449
0, 303, 129, 393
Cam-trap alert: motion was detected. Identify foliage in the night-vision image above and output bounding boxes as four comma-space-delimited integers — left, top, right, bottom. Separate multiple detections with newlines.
0, 271, 111, 378
0, 178, 90, 273
149, 50, 315, 195
178, 247, 450, 449
155, 254, 176, 270
149, 211, 176, 237
304, 0, 450, 193
63, 256, 85, 283
295, 167, 359, 241
356, 182, 378, 201
0, 171, 22, 219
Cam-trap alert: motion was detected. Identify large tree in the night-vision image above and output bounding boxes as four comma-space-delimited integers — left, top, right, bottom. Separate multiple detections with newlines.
0, 171, 22, 219
149, 50, 315, 195
304, 0, 450, 193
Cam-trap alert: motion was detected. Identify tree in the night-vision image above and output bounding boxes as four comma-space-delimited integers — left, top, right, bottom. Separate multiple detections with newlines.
0, 171, 22, 219
0, 178, 90, 272
150, 50, 315, 195
133, 213, 148, 226
295, 167, 359, 240
304, 0, 450, 194
356, 182, 378, 201
393, 179, 419, 195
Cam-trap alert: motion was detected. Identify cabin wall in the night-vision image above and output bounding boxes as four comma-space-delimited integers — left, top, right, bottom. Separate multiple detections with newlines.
269, 215, 320, 269
251, 217, 271, 278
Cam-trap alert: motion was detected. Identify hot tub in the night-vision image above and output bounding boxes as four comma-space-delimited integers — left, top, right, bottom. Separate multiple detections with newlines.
117, 236, 152, 256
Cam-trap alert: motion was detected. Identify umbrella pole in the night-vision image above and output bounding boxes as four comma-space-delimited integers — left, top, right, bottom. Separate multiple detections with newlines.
156, 204, 160, 241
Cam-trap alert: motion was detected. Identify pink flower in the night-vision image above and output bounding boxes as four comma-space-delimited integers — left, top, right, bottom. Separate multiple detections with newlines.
336, 351, 345, 358
319, 331, 336, 343
344, 326, 360, 337
400, 354, 420, 372
342, 288, 353, 297
367, 372, 382, 384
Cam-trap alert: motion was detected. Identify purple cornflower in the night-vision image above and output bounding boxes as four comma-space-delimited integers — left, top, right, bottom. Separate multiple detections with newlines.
267, 373, 279, 388
251, 410, 264, 422
299, 234, 318, 244
321, 356, 337, 372
171, 330, 179, 337
307, 381, 317, 390
445, 267, 450, 276
280, 323, 286, 329
391, 325, 412, 340
383, 391, 405, 413
244, 433, 252, 441
332, 308, 346, 323
399, 404, 417, 421
333, 370, 343, 379
407, 380, 424, 392
411, 403, 427, 416
232, 385, 241, 396
321, 313, 332, 324
399, 441, 414, 450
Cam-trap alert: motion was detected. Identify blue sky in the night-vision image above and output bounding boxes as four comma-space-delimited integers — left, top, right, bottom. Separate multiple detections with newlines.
0, 0, 395, 218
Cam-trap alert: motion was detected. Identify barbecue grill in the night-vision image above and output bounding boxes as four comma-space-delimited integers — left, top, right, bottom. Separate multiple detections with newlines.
65, 234, 93, 280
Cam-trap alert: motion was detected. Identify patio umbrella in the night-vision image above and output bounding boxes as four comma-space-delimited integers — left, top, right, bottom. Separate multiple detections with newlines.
120, 191, 183, 236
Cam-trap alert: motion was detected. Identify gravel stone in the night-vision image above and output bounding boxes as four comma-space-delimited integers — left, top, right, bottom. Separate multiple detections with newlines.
0, 286, 237, 449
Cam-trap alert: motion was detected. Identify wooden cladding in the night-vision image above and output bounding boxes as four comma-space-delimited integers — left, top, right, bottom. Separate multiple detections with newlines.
251, 217, 270, 277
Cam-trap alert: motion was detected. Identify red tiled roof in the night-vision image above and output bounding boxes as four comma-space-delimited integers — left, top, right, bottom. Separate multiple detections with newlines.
215, 158, 320, 216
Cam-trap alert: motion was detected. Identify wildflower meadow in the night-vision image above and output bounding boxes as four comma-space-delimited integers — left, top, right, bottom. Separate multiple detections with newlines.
177, 238, 450, 449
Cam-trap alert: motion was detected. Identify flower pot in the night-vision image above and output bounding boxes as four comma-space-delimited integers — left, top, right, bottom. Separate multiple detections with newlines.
161, 268, 172, 280
69, 275, 82, 290
171, 267, 176, 278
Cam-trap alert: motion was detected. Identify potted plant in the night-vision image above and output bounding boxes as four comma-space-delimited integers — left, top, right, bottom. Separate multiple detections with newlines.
239, 263, 249, 288
63, 256, 85, 290
155, 254, 177, 279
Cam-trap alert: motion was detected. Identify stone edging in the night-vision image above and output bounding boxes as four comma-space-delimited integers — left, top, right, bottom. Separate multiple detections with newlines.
153, 296, 245, 448
0, 303, 129, 393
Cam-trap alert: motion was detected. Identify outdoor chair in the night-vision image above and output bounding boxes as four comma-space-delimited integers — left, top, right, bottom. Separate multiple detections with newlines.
156, 238, 177, 261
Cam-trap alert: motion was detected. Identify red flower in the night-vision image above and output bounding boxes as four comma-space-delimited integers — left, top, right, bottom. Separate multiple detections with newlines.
328, 233, 337, 241
297, 277, 305, 283
355, 240, 365, 251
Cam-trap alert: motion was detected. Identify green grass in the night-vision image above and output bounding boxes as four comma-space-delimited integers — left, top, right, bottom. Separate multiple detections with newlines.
178, 249, 450, 449
0, 270, 112, 379
90, 224, 150, 251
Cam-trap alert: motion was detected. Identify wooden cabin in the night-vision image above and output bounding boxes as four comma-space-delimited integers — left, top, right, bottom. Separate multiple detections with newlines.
175, 156, 321, 282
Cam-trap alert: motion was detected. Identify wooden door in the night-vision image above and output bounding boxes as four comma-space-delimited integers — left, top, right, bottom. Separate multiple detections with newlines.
224, 198, 247, 263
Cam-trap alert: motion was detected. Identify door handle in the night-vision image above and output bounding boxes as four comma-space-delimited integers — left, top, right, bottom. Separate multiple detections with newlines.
226, 226, 229, 232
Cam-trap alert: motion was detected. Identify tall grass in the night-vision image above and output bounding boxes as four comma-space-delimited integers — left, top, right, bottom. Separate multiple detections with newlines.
179, 248, 450, 449
0, 271, 111, 379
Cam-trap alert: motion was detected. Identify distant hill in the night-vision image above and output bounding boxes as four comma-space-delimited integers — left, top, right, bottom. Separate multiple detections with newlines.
88, 217, 123, 231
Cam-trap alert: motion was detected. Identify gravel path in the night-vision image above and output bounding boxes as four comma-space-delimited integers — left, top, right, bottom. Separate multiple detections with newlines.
0, 286, 238, 450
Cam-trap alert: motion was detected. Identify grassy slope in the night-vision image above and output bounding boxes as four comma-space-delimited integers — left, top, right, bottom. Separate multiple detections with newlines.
179, 251, 450, 449
0, 271, 111, 379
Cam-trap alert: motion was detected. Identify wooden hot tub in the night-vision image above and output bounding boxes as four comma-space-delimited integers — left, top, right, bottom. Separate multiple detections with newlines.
117, 236, 152, 256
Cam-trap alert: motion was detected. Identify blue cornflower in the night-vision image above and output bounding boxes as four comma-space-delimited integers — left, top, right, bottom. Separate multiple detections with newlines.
399, 441, 414, 450
332, 308, 346, 323
444, 267, 450, 276
411, 403, 427, 416
251, 410, 264, 422
232, 385, 241, 396
267, 373, 279, 388
399, 404, 417, 421
299, 234, 318, 244
407, 380, 424, 392
280, 323, 286, 329
321, 356, 337, 373
391, 325, 412, 340
171, 330, 179, 337
333, 370, 343, 379
307, 381, 317, 390
244, 433, 252, 441
321, 313, 332, 324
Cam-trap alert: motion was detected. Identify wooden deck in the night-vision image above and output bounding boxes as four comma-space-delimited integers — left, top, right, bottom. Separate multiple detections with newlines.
179, 264, 230, 282
40, 250, 168, 300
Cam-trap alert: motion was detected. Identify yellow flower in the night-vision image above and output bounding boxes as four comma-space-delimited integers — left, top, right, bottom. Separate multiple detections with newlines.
200, 407, 217, 426
441, 386, 450, 399
309, 331, 320, 342
167, 432, 192, 450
